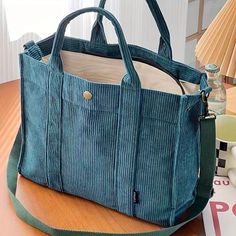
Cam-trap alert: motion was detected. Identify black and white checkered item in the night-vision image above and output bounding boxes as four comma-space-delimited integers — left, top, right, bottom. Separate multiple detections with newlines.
216, 141, 228, 176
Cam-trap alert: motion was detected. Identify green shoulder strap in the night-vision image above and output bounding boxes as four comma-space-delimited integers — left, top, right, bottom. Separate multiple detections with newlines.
7, 116, 215, 236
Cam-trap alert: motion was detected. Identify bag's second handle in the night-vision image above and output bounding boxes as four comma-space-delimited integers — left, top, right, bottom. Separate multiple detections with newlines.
90, 0, 172, 60
48, 7, 141, 89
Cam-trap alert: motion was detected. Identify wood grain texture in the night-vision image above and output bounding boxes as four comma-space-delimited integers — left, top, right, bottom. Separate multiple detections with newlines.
0, 80, 208, 236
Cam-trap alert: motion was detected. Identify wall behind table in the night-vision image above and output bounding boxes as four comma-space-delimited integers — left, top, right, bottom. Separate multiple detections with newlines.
0, 0, 189, 85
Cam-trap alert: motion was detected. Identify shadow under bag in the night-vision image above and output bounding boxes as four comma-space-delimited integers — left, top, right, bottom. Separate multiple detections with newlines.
8, 1, 216, 235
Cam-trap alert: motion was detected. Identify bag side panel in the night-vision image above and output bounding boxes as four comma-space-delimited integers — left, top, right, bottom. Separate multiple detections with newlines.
18, 54, 49, 186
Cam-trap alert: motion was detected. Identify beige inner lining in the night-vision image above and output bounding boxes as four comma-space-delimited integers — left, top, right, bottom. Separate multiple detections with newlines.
42, 51, 199, 95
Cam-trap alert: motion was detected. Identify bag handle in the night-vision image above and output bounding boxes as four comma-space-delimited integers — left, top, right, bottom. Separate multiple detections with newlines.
90, 0, 172, 60
48, 7, 140, 88
7, 115, 216, 236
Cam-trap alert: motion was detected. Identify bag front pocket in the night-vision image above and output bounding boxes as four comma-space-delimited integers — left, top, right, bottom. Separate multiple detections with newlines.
61, 94, 118, 209
133, 117, 178, 226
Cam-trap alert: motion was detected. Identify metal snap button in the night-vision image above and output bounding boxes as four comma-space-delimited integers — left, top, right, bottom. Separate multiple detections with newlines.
83, 91, 93, 101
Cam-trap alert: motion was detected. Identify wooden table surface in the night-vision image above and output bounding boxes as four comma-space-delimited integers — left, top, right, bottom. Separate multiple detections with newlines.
0, 80, 234, 236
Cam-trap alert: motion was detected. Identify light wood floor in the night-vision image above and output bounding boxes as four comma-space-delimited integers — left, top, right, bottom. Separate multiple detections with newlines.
0, 80, 205, 236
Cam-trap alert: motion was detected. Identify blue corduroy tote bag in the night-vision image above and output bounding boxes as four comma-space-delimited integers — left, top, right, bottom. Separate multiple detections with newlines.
7, 1, 216, 236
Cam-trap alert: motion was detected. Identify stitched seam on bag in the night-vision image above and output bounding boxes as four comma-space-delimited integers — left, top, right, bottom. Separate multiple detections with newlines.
46, 70, 65, 191
62, 98, 119, 114
115, 83, 142, 215
131, 90, 142, 217
141, 116, 177, 125
114, 86, 123, 212
45, 70, 50, 186
59, 73, 64, 192
169, 96, 185, 225
170, 97, 188, 225
17, 54, 26, 173
127, 87, 139, 216
118, 85, 134, 215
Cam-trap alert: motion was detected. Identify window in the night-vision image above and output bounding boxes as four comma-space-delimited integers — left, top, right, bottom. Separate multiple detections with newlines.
185, 0, 227, 68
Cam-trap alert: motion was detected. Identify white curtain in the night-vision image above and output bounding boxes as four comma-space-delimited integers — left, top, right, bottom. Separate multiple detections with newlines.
0, 0, 188, 84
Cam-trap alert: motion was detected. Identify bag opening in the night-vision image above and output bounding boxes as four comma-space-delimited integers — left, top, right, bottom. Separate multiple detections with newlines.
42, 51, 199, 96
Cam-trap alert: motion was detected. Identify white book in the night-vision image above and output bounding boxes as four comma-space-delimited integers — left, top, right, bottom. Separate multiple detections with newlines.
203, 176, 236, 236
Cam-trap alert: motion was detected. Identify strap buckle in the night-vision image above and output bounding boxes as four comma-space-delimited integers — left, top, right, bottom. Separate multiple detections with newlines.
199, 90, 216, 120
199, 113, 216, 121
201, 90, 209, 116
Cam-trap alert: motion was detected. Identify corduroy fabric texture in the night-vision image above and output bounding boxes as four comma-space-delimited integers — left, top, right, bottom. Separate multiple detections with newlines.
18, 6, 211, 227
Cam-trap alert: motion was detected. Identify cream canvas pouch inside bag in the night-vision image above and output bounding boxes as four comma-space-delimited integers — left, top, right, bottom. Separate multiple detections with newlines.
43, 51, 199, 95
